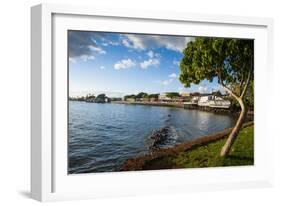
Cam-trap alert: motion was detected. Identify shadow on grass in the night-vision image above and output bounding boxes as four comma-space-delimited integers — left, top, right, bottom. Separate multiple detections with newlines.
226, 154, 253, 162
222, 154, 254, 166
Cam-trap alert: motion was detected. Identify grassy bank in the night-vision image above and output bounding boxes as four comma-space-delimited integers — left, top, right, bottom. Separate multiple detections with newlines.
142, 125, 254, 170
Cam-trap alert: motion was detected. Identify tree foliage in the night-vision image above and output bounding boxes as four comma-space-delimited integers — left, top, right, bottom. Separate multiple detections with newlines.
124, 94, 136, 100
179, 37, 254, 98
148, 93, 159, 99
165, 92, 180, 99
136, 92, 148, 99
95, 93, 106, 103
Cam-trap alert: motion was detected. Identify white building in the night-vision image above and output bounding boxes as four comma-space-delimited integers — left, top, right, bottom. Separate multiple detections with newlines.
191, 96, 199, 103
158, 93, 171, 101
198, 95, 231, 108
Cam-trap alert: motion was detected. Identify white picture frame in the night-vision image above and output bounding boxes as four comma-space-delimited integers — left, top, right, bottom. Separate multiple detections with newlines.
31, 3, 274, 202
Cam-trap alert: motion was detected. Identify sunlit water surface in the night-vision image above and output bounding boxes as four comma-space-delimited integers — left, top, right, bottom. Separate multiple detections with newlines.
68, 101, 236, 173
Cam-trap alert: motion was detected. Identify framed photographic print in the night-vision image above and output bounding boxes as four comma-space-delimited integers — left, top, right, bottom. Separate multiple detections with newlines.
31, 3, 274, 201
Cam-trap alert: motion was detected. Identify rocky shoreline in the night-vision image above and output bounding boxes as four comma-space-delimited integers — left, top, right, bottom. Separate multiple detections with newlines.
121, 121, 254, 171
147, 126, 177, 150
148, 127, 170, 150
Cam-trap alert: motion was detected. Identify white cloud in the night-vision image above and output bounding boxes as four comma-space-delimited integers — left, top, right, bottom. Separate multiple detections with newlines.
162, 78, 174, 85
102, 40, 119, 47
80, 55, 95, 61
100, 66, 105, 69
121, 39, 131, 48
121, 34, 194, 52
140, 59, 160, 69
69, 57, 77, 63
159, 73, 178, 86
214, 85, 227, 94
69, 31, 104, 59
155, 78, 174, 86
198, 86, 209, 93
69, 54, 96, 63
110, 41, 119, 46
146, 50, 160, 59
122, 34, 146, 50
178, 87, 184, 92
169, 73, 178, 78
173, 59, 180, 66
89, 45, 106, 54
68, 32, 106, 62
147, 50, 154, 58
69, 53, 96, 63
114, 59, 136, 70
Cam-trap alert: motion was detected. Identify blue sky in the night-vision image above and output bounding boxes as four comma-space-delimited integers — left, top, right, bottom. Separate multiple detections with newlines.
68, 31, 222, 98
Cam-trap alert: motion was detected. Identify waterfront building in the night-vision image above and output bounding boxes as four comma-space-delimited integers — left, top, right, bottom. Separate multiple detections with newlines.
184, 94, 231, 109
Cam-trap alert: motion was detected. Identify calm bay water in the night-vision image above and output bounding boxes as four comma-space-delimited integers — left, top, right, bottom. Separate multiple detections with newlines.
68, 101, 236, 174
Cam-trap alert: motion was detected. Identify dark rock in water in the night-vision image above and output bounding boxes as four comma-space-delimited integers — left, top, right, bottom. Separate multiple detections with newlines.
148, 127, 171, 150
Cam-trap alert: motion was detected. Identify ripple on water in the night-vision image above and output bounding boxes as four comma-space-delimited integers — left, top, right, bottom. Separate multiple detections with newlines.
68, 101, 236, 173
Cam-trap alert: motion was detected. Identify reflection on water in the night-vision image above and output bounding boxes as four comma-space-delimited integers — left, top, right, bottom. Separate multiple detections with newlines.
68, 101, 236, 174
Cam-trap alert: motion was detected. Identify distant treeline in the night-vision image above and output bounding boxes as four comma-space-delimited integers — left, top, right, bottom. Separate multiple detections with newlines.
69, 93, 121, 103
124, 92, 159, 101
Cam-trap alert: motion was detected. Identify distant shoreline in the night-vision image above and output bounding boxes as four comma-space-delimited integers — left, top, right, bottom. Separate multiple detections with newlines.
111, 101, 184, 108
110, 101, 248, 116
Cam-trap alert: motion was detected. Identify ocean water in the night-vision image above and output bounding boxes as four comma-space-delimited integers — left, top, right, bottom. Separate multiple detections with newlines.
68, 101, 236, 174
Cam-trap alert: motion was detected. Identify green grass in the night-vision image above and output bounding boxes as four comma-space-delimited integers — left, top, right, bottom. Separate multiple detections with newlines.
143, 126, 254, 169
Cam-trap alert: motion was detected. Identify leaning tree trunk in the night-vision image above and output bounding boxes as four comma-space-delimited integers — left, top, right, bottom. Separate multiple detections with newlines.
220, 97, 247, 157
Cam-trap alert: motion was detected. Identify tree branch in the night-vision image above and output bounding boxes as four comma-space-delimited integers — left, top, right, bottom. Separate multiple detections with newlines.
216, 68, 240, 100
221, 84, 240, 100
240, 59, 253, 98
240, 56, 254, 99
239, 70, 245, 96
